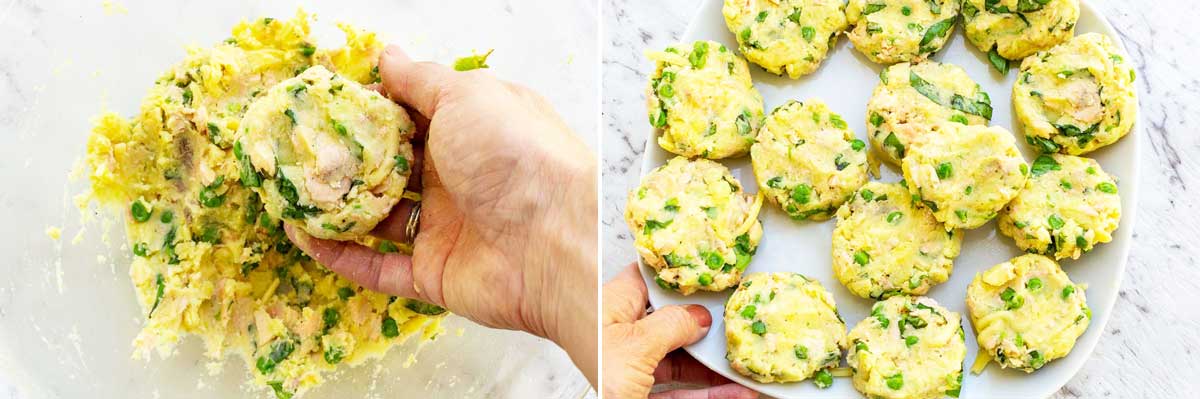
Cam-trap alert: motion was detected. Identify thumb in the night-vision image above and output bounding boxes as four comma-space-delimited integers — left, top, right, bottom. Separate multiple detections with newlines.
378, 44, 459, 118
633, 305, 713, 362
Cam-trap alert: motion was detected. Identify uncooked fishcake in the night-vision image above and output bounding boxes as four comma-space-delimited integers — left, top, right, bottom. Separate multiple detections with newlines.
998, 154, 1121, 260
751, 100, 867, 221
966, 254, 1090, 372
239, 65, 416, 241
625, 157, 764, 294
868, 61, 993, 166
845, 0, 960, 64
845, 296, 966, 399
961, 0, 1079, 61
722, 0, 848, 78
1013, 33, 1138, 155
646, 40, 765, 159
832, 182, 962, 299
901, 124, 1027, 229
725, 272, 846, 385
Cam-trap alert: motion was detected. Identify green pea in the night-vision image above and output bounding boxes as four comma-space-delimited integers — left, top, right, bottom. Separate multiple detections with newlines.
886, 373, 904, 390
905, 335, 919, 347
869, 112, 884, 127
813, 369, 833, 389
955, 209, 968, 222
851, 139, 866, 151
1062, 285, 1076, 299
802, 26, 816, 42
337, 287, 355, 300
794, 344, 808, 360
854, 250, 870, 266
160, 210, 173, 224
936, 162, 953, 179
755, 11, 768, 22
378, 241, 399, 253
381, 316, 399, 338
1048, 214, 1065, 230
132, 242, 149, 257
741, 305, 757, 319
855, 340, 869, 352
698, 273, 713, 286
322, 307, 339, 333
751, 320, 767, 335
130, 199, 152, 222
860, 189, 875, 201
1026, 278, 1043, 291
887, 211, 903, 224
830, 114, 848, 129
950, 114, 969, 124
1097, 182, 1118, 194
901, 5, 912, 15
791, 184, 812, 204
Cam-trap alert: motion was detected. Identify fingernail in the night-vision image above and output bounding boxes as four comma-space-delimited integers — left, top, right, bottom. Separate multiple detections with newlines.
685, 305, 712, 328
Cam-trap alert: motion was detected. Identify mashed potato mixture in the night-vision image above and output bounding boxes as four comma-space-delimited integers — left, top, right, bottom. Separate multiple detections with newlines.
844, 296, 965, 399
723, 0, 848, 78
966, 254, 1090, 372
845, 0, 960, 65
998, 154, 1121, 260
625, 157, 764, 294
85, 12, 446, 398
725, 272, 846, 385
239, 65, 415, 241
1013, 33, 1137, 155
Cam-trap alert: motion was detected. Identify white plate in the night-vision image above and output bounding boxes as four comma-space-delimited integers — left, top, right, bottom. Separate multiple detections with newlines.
638, 1, 1139, 398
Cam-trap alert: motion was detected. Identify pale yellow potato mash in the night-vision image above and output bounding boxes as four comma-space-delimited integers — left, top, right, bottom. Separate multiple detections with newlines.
625, 157, 764, 294
725, 272, 846, 385
867, 61, 993, 166
901, 124, 1028, 229
966, 254, 1090, 372
998, 154, 1121, 260
961, 0, 1079, 61
751, 99, 868, 221
238, 65, 415, 241
846, 0, 960, 64
832, 182, 961, 299
723, 0, 848, 78
646, 40, 765, 159
845, 296, 966, 399
1013, 33, 1138, 155
85, 12, 445, 398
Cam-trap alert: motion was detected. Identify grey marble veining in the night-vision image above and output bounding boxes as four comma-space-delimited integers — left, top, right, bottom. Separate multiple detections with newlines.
601, 0, 1200, 397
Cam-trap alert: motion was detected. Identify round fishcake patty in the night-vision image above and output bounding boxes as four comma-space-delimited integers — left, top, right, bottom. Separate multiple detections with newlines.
845, 296, 966, 399
722, 0, 848, 78
901, 124, 1028, 229
239, 65, 415, 241
846, 0, 960, 64
998, 154, 1121, 260
832, 182, 962, 299
961, 0, 1079, 61
725, 272, 846, 384
868, 61, 993, 166
1013, 33, 1138, 155
647, 40, 765, 159
752, 100, 868, 221
966, 254, 1090, 372
625, 157, 764, 294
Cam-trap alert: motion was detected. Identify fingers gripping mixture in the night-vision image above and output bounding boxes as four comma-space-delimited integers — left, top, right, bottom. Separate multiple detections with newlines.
646, 40, 765, 159
751, 100, 868, 221
832, 182, 962, 299
625, 157, 764, 294
724, 272, 846, 385
722, 0, 849, 78
238, 65, 415, 241
1013, 33, 1138, 155
966, 254, 1090, 372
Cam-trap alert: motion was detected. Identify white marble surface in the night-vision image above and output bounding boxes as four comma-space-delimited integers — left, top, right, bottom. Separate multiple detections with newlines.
602, 0, 1200, 397
0, 0, 596, 398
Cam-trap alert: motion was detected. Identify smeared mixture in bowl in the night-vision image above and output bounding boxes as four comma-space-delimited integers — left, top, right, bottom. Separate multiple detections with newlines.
85, 11, 446, 398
